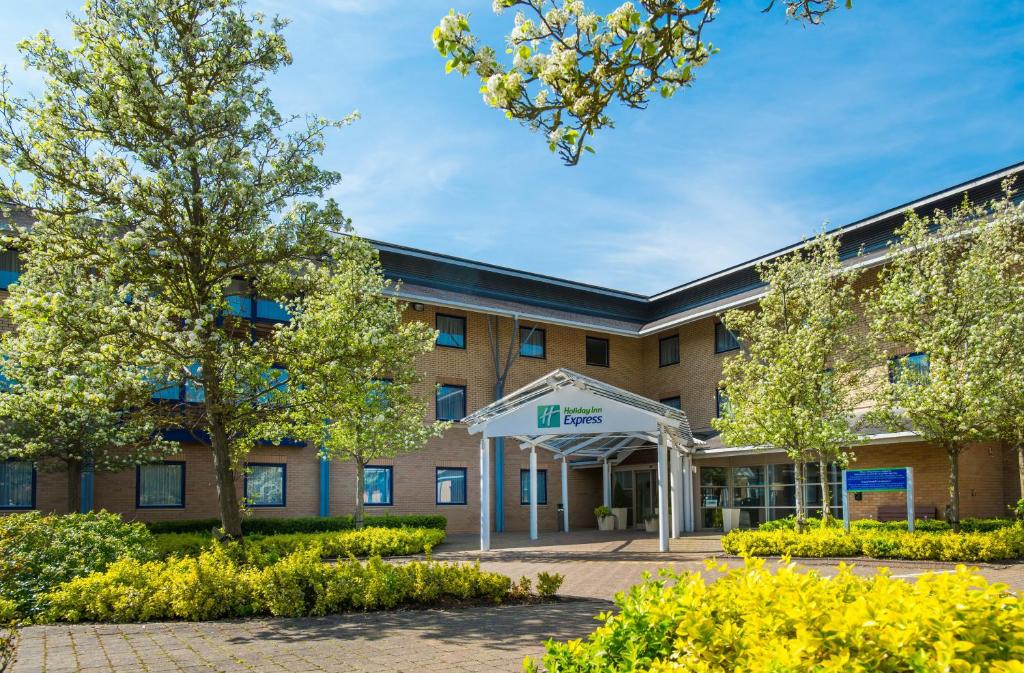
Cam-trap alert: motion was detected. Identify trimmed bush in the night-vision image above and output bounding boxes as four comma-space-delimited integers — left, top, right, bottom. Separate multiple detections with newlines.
0, 511, 154, 617
152, 526, 446, 562
43, 546, 512, 623
757, 515, 1014, 534
526, 558, 1024, 672
723, 524, 1024, 561
145, 514, 447, 535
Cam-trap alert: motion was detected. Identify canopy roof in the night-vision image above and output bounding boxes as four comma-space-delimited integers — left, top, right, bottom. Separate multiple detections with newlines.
463, 369, 701, 460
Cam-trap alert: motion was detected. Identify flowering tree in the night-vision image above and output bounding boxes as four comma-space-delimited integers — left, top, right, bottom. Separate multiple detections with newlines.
713, 233, 866, 529
0, 0, 361, 537
434, 0, 851, 165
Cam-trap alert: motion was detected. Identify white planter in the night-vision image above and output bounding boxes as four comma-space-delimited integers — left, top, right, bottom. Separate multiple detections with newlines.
722, 507, 742, 533
597, 515, 617, 531
611, 507, 629, 531
644, 517, 659, 532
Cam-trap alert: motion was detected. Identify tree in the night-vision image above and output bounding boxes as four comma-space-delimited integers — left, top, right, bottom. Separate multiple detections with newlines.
864, 194, 1015, 532
712, 233, 866, 529
0, 260, 177, 511
0, 0, 358, 536
433, 0, 851, 165
278, 238, 448, 529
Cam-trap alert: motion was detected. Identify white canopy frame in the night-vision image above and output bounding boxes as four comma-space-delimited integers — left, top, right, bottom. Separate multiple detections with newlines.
463, 369, 702, 552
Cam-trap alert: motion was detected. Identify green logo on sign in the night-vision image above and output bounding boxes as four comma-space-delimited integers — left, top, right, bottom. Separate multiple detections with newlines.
537, 405, 561, 428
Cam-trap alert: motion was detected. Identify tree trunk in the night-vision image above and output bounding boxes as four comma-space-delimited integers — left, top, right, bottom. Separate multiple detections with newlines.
354, 458, 366, 529
794, 460, 806, 532
209, 415, 243, 538
66, 458, 82, 514
947, 446, 961, 533
819, 457, 831, 524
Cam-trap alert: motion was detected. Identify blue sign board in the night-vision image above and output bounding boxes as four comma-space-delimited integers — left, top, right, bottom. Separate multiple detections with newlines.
845, 467, 909, 492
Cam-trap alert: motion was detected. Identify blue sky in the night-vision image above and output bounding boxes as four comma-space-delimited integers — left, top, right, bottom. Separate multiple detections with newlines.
2, 1, 1024, 293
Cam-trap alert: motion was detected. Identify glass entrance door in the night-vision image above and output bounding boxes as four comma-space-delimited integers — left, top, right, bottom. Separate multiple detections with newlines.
635, 470, 656, 527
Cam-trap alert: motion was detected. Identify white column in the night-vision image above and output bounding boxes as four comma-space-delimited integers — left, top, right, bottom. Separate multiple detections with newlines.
602, 459, 611, 508
561, 456, 570, 533
480, 436, 491, 552
656, 427, 670, 552
529, 444, 539, 540
670, 448, 683, 538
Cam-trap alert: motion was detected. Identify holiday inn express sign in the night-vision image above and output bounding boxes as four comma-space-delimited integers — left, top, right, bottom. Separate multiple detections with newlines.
476, 387, 659, 438
536, 404, 605, 429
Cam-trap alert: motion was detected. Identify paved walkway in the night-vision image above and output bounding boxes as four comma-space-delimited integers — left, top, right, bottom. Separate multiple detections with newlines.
13, 530, 1024, 673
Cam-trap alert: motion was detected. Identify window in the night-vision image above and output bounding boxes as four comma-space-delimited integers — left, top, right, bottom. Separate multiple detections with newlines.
659, 334, 680, 367
436, 384, 467, 421
520, 469, 548, 505
184, 362, 204, 403
245, 463, 286, 507
436, 468, 467, 505
0, 461, 34, 509
585, 336, 609, 367
715, 322, 740, 353
364, 466, 393, 506
255, 298, 290, 322
226, 295, 254, 319
660, 396, 681, 410
519, 326, 546, 359
0, 250, 21, 290
889, 352, 930, 385
716, 388, 729, 417
137, 462, 185, 508
258, 366, 289, 405
436, 314, 466, 349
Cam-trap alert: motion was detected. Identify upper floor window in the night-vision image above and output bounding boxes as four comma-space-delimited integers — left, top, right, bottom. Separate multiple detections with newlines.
364, 466, 393, 506
659, 334, 680, 367
436, 384, 467, 421
245, 463, 286, 507
889, 352, 930, 385
519, 326, 546, 359
436, 467, 467, 505
0, 460, 35, 510
0, 249, 22, 290
436, 314, 466, 349
137, 462, 185, 509
716, 389, 730, 418
660, 396, 681, 410
715, 322, 740, 354
585, 336, 610, 367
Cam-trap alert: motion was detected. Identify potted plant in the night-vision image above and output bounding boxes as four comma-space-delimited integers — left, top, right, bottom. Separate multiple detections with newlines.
594, 505, 616, 531
644, 508, 659, 532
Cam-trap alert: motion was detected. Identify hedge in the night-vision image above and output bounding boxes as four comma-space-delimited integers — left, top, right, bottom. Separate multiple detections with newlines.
43, 546, 518, 622
153, 526, 445, 561
145, 514, 447, 535
526, 558, 1024, 672
722, 524, 1024, 562
758, 515, 1014, 534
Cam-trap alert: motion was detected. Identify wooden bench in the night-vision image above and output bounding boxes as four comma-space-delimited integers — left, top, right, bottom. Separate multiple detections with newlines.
876, 504, 938, 521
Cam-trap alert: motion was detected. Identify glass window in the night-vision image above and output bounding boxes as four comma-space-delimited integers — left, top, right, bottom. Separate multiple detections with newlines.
436, 314, 466, 349
660, 396, 681, 410
520, 469, 548, 505
0, 461, 34, 509
436, 468, 467, 505
255, 298, 290, 322
436, 384, 466, 421
364, 466, 393, 505
137, 462, 185, 508
716, 389, 729, 417
659, 335, 680, 366
245, 463, 285, 507
258, 366, 288, 405
184, 362, 204, 403
150, 375, 181, 401
585, 336, 609, 367
715, 322, 740, 354
519, 326, 546, 359
0, 249, 21, 289
889, 352, 930, 385
226, 295, 253, 319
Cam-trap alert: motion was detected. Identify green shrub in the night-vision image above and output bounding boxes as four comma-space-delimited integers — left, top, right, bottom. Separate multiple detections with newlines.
724, 524, 1024, 561
758, 515, 1014, 534
0, 511, 154, 618
536, 572, 564, 598
152, 526, 445, 562
0, 624, 15, 673
43, 547, 512, 623
144, 514, 447, 535
526, 558, 1024, 673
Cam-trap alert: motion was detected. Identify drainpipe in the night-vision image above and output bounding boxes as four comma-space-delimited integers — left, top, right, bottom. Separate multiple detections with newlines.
494, 382, 505, 533
318, 453, 331, 517
79, 455, 94, 513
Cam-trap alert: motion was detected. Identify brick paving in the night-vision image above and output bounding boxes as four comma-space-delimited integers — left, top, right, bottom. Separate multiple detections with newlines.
12, 530, 1024, 673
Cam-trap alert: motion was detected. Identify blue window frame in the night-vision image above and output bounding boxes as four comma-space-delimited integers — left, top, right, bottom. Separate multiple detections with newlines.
136, 462, 185, 509
660, 396, 681, 410
0, 249, 21, 290
659, 334, 680, 367
436, 314, 466, 349
255, 298, 290, 322
519, 326, 546, 359
225, 295, 290, 323
0, 461, 35, 510
889, 352, 930, 385
245, 463, 286, 507
226, 295, 254, 319
715, 322, 740, 354
520, 469, 548, 505
364, 466, 393, 506
585, 336, 609, 367
436, 467, 467, 505
716, 389, 729, 417
436, 384, 467, 421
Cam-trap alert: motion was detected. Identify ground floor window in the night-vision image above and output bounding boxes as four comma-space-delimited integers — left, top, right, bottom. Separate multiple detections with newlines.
699, 462, 841, 529
0, 460, 35, 509
436, 467, 467, 505
364, 466, 393, 506
137, 462, 185, 508
245, 463, 286, 507
520, 468, 548, 505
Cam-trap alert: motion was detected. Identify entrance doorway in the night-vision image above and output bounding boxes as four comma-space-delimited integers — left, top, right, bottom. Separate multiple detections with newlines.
612, 468, 658, 529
